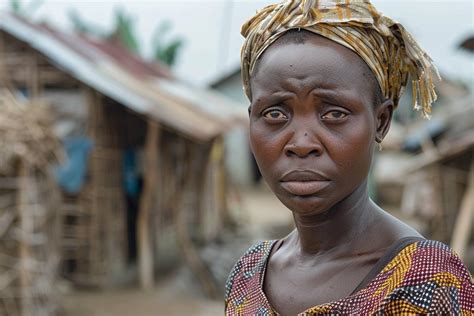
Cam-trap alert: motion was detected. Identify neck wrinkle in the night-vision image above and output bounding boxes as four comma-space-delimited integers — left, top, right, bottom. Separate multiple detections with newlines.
292, 183, 374, 256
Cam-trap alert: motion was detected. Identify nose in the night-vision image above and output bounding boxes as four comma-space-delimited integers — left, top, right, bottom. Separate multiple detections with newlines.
284, 130, 324, 158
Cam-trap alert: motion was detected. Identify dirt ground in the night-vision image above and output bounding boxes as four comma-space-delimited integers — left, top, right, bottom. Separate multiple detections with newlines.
61, 185, 293, 316
61, 273, 223, 316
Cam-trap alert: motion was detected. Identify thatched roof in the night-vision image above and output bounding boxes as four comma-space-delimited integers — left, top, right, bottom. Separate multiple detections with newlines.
0, 90, 62, 174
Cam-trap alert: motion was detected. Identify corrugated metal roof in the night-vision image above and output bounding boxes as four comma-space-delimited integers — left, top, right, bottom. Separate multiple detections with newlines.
0, 12, 247, 141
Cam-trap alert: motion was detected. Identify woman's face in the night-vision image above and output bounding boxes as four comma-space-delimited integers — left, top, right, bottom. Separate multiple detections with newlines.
249, 33, 389, 216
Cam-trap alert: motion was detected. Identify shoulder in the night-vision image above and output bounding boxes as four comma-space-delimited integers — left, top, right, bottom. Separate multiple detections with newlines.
381, 239, 473, 313
224, 240, 275, 302
406, 240, 472, 281
410, 240, 473, 295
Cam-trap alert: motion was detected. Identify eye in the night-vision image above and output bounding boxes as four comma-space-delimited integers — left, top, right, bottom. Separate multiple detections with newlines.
263, 109, 288, 122
321, 110, 348, 120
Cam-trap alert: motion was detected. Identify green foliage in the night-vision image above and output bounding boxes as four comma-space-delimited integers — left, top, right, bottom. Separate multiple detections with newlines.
9, 0, 21, 13
68, 9, 107, 37
151, 21, 184, 66
113, 8, 140, 54
67, 6, 184, 68
9, 0, 44, 17
154, 39, 183, 66
9, 0, 185, 67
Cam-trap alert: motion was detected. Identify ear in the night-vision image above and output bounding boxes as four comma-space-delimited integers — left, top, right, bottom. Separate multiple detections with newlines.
375, 98, 394, 141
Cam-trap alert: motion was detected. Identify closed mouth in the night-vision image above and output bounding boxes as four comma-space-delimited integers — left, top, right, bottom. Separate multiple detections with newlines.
280, 170, 329, 182
280, 170, 330, 196
280, 180, 330, 196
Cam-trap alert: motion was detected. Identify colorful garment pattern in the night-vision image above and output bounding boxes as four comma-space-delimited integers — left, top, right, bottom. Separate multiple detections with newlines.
225, 239, 473, 315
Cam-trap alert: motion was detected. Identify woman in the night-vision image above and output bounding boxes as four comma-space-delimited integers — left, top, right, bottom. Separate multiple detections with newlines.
225, 1, 473, 315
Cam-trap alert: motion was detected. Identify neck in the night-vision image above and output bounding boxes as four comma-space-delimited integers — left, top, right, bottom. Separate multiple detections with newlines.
292, 182, 375, 256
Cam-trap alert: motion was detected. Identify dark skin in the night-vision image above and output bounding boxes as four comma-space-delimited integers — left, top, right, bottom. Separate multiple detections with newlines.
248, 32, 421, 315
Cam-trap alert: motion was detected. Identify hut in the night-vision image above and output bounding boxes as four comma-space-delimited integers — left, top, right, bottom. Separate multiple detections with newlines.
0, 91, 62, 316
0, 12, 246, 295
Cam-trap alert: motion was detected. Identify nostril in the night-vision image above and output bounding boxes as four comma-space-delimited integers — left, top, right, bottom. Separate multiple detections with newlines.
285, 149, 294, 157
308, 149, 320, 156
285, 145, 321, 158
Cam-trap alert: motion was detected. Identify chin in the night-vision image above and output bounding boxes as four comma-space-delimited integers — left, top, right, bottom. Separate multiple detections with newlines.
276, 192, 333, 215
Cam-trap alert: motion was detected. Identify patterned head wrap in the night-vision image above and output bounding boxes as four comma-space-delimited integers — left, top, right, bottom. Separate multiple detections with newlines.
241, 0, 439, 117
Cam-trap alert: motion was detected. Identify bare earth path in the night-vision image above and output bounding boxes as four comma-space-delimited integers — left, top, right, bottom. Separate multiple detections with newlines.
62, 274, 223, 316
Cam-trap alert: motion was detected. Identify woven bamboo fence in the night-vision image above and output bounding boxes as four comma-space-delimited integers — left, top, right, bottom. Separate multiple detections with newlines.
0, 90, 62, 316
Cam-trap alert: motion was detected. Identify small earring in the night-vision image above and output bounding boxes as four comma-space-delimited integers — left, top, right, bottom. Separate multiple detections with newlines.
375, 138, 383, 151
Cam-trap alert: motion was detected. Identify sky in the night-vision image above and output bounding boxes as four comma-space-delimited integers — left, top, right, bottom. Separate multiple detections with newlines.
0, 0, 472, 87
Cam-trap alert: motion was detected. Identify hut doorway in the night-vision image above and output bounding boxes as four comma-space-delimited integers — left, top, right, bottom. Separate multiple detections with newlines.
123, 149, 143, 263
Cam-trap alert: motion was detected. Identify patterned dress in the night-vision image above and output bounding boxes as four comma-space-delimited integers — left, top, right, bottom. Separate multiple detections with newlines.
225, 239, 473, 315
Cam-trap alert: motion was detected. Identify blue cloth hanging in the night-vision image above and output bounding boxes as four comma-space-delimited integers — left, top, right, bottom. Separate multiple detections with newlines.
123, 149, 140, 198
54, 137, 93, 194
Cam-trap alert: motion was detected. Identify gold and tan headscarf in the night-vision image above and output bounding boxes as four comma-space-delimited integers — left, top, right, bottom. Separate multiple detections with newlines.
241, 0, 439, 117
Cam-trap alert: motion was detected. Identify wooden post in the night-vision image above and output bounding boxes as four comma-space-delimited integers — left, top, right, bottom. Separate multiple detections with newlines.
18, 159, 32, 316
30, 53, 40, 100
195, 144, 212, 243
451, 157, 474, 259
138, 120, 159, 290
211, 136, 233, 231
0, 32, 5, 88
0, 33, 14, 90
174, 143, 218, 298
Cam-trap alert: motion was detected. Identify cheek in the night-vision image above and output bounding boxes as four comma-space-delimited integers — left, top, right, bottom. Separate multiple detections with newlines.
331, 118, 374, 175
249, 123, 282, 175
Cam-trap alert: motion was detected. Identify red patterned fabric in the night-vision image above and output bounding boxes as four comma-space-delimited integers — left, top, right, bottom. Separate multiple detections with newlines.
225, 240, 473, 315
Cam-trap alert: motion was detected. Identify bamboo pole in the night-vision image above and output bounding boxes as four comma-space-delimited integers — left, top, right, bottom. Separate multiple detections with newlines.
173, 143, 218, 298
29, 53, 40, 100
451, 156, 474, 259
214, 137, 232, 229
17, 159, 32, 316
195, 144, 212, 243
87, 89, 101, 284
138, 120, 159, 290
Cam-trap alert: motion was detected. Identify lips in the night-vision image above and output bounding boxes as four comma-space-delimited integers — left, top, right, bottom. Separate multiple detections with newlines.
280, 170, 330, 196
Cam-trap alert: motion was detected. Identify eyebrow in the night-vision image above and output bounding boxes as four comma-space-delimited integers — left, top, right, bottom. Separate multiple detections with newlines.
312, 90, 343, 104
251, 91, 294, 107
311, 88, 364, 108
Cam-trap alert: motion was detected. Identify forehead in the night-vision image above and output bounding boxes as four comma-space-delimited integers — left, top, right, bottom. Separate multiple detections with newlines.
250, 32, 376, 102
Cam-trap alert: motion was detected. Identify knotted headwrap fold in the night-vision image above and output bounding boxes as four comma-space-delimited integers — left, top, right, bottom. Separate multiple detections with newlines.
241, 0, 439, 117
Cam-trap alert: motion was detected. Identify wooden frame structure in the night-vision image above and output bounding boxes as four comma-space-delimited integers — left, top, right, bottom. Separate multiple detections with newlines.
0, 14, 244, 296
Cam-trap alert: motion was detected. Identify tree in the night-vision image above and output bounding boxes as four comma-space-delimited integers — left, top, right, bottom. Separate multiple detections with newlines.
109, 8, 140, 54
151, 21, 184, 67
68, 9, 107, 38
69, 8, 184, 67
9, 0, 44, 17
